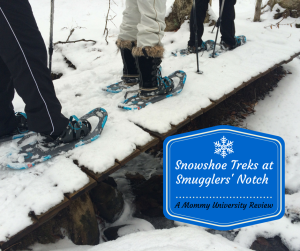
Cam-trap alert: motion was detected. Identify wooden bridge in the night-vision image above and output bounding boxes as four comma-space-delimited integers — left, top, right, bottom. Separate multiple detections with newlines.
1, 51, 299, 251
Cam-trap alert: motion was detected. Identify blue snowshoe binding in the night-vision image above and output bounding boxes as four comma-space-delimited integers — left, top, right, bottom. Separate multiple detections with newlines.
0, 112, 29, 144
102, 66, 162, 94
176, 40, 215, 56
210, 35, 247, 58
220, 35, 247, 51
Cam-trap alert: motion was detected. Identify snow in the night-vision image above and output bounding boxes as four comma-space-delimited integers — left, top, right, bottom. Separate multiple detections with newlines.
166, 0, 175, 17
0, 156, 89, 242
0, 0, 299, 248
233, 58, 300, 251
29, 227, 251, 251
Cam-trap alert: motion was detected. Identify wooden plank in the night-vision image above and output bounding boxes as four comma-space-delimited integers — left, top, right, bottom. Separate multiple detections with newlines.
145, 126, 178, 141
136, 137, 160, 152
0, 218, 39, 251
173, 117, 191, 130
33, 197, 70, 224
117, 149, 141, 166
202, 102, 217, 114
65, 176, 97, 200
81, 162, 121, 182
189, 109, 204, 121
225, 88, 238, 99
210, 94, 227, 106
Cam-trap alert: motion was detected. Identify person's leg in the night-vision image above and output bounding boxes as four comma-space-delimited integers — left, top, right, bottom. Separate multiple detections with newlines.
132, 0, 173, 96
0, 56, 17, 137
135, 0, 166, 49
188, 0, 210, 47
220, 0, 236, 46
117, 0, 140, 83
119, 0, 140, 43
0, 0, 68, 136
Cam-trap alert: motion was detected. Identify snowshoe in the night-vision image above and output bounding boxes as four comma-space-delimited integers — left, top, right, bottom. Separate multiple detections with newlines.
172, 40, 215, 57
0, 112, 30, 144
5, 108, 108, 170
102, 75, 139, 93
102, 66, 162, 94
210, 36, 247, 58
118, 70, 187, 110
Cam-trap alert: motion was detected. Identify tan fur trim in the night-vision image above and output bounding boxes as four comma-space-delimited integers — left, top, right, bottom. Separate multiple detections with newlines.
132, 45, 164, 58
116, 39, 137, 50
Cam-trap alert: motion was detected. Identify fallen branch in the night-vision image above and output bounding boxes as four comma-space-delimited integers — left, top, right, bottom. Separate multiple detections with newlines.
264, 16, 296, 29
66, 28, 75, 42
54, 39, 96, 46
54, 27, 96, 46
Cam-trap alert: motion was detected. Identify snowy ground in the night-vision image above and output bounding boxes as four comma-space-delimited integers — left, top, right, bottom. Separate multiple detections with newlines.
26, 58, 300, 251
0, 0, 300, 249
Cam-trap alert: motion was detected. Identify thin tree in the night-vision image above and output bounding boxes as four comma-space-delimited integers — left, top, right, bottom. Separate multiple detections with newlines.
254, 0, 263, 22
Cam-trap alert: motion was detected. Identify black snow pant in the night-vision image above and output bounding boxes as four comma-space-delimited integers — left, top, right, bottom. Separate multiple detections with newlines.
0, 0, 68, 137
188, 0, 236, 47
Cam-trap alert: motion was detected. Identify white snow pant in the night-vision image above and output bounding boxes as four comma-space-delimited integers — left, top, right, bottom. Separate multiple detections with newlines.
118, 0, 166, 48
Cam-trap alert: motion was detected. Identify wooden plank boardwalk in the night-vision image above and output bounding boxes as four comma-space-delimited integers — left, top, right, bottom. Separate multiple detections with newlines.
0, 52, 299, 251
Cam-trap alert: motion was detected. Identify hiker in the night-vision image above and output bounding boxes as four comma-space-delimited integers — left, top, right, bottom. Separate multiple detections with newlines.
0, 0, 90, 143
111, 0, 175, 98
186, 0, 244, 53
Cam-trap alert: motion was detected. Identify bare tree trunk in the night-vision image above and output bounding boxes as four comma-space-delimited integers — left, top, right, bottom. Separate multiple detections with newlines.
254, 0, 263, 22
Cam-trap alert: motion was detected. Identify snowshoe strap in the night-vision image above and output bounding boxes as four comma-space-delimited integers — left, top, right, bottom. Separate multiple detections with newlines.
68, 115, 83, 130
15, 112, 29, 134
124, 89, 139, 99
15, 112, 27, 119
161, 76, 173, 88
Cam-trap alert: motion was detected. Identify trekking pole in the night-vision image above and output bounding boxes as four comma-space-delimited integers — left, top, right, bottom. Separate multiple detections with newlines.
211, 0, 225, 58
211, 24, 216, 33
193, 0, 203, 74
210, 17, 220, 33
49, 0, 54, 74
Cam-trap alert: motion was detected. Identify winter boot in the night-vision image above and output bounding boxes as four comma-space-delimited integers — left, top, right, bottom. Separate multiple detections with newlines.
116, 39, 140, 87
132, 46, 174, 98
0, 112, 28, 139
101, 40, 139, 93
40, 115, 91, 147
220, 36, 247, 51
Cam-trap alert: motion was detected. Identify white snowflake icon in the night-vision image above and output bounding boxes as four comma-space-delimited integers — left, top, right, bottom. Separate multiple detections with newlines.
214, 136, 234, 158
